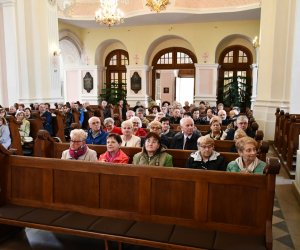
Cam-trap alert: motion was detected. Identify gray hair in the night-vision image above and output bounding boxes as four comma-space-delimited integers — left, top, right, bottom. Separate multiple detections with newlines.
70, 129, 87, 141
130, 116, 142, 128
236, 115, 248, 123
180, 117, 194, 127
103, 117, 114, 126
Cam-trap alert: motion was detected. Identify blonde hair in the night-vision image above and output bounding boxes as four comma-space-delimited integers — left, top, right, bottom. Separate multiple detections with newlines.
197, 136, 215, 147
234, 128, 247, 141
121, 120, 133, 128
149, 120, 162, 129
235, 136, 257, 152
70, 129, 87, 141
209, 116, 221, 125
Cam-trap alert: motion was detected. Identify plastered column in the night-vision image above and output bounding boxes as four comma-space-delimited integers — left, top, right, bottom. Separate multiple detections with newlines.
194, 64, 218, 106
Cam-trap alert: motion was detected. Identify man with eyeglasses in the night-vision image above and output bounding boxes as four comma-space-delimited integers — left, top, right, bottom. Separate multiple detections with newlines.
86, 116, 108, 145
225, 115, 255, 140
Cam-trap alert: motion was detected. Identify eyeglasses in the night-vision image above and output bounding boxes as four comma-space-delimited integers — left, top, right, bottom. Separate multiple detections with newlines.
70, 140, 83, 143
146, 139, 159, 144
91, 121, 100, 125
150, 127, 161, 130
199, 145, 213, 149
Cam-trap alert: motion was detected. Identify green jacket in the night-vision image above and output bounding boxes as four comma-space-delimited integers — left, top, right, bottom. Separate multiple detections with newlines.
132, 149, 173, 167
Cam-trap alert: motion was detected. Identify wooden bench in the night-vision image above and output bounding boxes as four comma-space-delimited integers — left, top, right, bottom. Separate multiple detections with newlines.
0, 144, 280, 250
33, 130, 269, 165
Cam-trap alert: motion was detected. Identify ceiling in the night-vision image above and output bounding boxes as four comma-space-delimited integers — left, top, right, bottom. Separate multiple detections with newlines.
58, 0, 261, 29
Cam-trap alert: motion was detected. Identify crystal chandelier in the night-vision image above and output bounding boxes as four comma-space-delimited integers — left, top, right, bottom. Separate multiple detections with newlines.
95, 0, 124, 28
57, 0, 75, 16
146, 0, 170, 13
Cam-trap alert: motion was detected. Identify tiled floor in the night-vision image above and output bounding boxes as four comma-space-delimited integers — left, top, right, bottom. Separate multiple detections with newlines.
0, 145, 299, 250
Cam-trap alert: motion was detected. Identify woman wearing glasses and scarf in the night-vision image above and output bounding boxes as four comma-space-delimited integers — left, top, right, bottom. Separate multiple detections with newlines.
61, 129, 97, 161
186, 137, 226, 171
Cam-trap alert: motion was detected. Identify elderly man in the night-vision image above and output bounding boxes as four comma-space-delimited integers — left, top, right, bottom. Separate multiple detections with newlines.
218, 109, 230, 125
170, 117, 201, 150
225, 115, 255, 140
126, 110, 135, 120
86, 116, 108, 145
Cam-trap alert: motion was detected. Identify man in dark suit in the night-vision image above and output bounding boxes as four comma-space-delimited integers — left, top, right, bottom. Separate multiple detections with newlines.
225, 115, 255, 140
170, 117, 201, 150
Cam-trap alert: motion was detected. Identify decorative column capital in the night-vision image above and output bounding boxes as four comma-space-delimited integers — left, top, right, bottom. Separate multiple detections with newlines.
0, 0, 16, 7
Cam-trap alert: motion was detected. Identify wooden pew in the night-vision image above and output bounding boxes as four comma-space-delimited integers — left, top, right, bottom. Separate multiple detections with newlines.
274, 108, 284, 149
0, 146, 280, 250
34, 130, 268, 164
286, 119, 300, 175
52, 110, 66, 142
7, 116, 23, 155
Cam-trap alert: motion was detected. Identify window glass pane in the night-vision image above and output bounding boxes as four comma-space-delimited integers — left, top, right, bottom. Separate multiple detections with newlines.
121, 54, 128, 65
177, 52, 193, 64
109, 55, 117, 66
223, 51, 233, 63
158, 52, 172, 64
238, 50, 248, 63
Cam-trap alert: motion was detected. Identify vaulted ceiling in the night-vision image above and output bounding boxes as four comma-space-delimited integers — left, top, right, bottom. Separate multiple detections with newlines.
59, 0, 261, 28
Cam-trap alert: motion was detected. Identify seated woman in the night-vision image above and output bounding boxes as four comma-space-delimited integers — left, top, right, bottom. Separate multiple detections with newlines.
203, 116, 227, 140
121, 120, 141, 147
0, 117, 11, 149
130, 116, 147, 137
15, 110, 31, 144
186, 137, 226, 170
227, 136, 266, 174
230, 128, 247, 152
61, 129, 97, 161
103, 117, 122, 135
132, 132, 173, 167
99, 133, 129, 164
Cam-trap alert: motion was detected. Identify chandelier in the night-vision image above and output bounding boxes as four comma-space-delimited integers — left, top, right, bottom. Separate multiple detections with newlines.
146, 0, 170, 13
95, 0, 124, 28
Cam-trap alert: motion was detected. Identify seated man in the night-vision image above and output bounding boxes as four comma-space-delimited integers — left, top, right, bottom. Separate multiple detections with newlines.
100, 100, 112, 119
136, 108, 149, 128
225, 115, 255, 140
218, 109, 231, 125
39, 103, 54, 136
86, 116, 108, 145
170, 117, 201, 150
169, 108, 181, 124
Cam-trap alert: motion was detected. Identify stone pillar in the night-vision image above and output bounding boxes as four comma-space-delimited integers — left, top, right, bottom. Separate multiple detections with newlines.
253, 0, 295, 140
194, 64, 218, 106
126, 65, 151, 108
0, 0, 19, 106
250, 63, 258, 109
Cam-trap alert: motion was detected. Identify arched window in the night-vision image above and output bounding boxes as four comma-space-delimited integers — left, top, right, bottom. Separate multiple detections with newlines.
217, 45, 253, 111
103, 49, 129, 103
151, 47, 197, 101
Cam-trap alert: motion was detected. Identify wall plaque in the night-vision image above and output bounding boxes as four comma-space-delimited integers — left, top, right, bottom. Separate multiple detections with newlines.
83, 72, 93, 93
131, 72, 141, 94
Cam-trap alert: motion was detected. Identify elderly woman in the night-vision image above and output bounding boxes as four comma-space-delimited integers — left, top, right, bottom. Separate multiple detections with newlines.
16, 110, 31, 144
148, 120, 169, 148
103, 117, 122, 135
130, 116, 147, 137
133, 132, 173, 167
186, 137, 226, 170
99, 133, 129, 164
227, 137, 266, 174
0, 117, 11, 149
61, 129, 97, 161
121, 120, 141, 147
203, 116, 227, 140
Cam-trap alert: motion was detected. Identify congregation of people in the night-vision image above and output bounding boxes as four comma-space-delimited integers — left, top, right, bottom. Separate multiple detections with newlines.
0, 99, 265, 174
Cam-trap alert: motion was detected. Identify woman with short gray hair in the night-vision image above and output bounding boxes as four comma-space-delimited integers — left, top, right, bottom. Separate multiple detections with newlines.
103, 117, 122, 135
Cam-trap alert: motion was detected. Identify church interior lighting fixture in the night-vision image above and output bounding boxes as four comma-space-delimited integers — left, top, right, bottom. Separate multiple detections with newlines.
146, 0, 170, 13
95, 0, 124, 28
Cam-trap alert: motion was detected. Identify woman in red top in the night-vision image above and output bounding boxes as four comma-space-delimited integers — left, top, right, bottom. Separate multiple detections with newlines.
130, 116, 147, 137
103, 117, 122, 135
99, 133, 129, 164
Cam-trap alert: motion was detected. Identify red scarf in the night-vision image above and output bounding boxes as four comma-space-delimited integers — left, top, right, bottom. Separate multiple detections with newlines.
69, 145, 87, 160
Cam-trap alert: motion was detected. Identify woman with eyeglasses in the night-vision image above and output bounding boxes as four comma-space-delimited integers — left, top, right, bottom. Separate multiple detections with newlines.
99, 133, 129, 164
61, 129, 97, 161
132, 132, 173, 167
86, 116, 108, 145
130, 116, 147, 137
186, 136, 225, 170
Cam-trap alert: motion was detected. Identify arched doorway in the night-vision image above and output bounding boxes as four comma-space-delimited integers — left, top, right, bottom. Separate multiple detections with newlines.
151, 47, 197, 104
217, 45, 253, 111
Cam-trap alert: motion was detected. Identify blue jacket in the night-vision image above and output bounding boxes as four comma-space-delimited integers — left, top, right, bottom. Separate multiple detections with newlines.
86, 129, 108, 145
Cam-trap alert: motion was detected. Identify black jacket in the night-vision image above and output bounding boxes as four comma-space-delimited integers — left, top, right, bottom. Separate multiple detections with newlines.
170, 131, 200, 150
185, 151, 226, 171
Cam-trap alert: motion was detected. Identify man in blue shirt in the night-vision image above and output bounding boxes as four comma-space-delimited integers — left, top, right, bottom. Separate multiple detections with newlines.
86, 116, 108, 145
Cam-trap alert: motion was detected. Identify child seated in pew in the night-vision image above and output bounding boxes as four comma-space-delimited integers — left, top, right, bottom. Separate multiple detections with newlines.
227, 136, 266, 174
133, 132, 173, 167
99, 133, 129, 164
185, 137, 226, 171
61, 129, 97, 161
